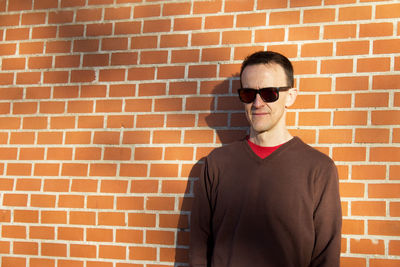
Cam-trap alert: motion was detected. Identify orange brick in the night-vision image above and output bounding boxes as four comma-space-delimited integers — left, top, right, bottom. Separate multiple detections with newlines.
236, 13, 266, 27
360, 22, 393, 37
298, 111, 331, 126
43, 179, 70, 192
15, 178, 41, 191
289, 26, 319, 41
370, 259, 400, 267
50, 116, 75, 129
291, 60, 317, 75
321, 59, 353, 74
70, 244, 96, 258
301, 43, 333, 57
3, 194, 28, 207
163, 2, 191, 16
160, 247, 188, 262
99, 245, 126, 260
134, 147, 162, 161
150, 164, 179, 177
37, 131, 63, 144
390, 202, 400, 216
85, 228, 113, 242
351, 201, 386, 216
376, 3, 400, 19
222, 30, 252, 45
29, 226, 54, 240
116, 196, 144, 210
70, 211, 96, 225
143, 19, 171, 33
350, 238, 384, 255
56, 194, 80, 208
389, 240, 400, 256
319, 129, 352, 144
355, 92, 389, 108
193, 0, 222, 14
120, 163, 148, 177
353, 164, 386, 180
339, 6, 371, 21
319, 94, 352, 109
299, 77, 332, 92
7, 163, 32, 176
98, 212, 125, 226
333, 147, 366, 162
116, 229, 143, 243
75, 147, 101, 160
13, 241, 38, 255
61, 163, 88, 177
334, 111, 367, 125
89, 163, 117, 177
358, 57, 390, 72
41, 210, 67, 224
146, 197, 175, 211
355, 128, 389, 144
205, 15, 233, 29
369, 220, 400, 236
129, 246, 157, 261
184, 130, 214, 143
269, 11, 300, 25
41, 242, 67, 257
225, 0, 254, 11
304, 8, 335, 23
159, 213, 188, 228
374, 39, 400, 54
167, 114, 195, 127
87, 196, 114, 209
128, 213, 156, 227
47, 147, 73, 160
147, 230, 175, 245
191, 32, 221, 46
58, 227, 83, 241
165, 147, 193, 161
372, 110, 400, 125
373, 75, 400, 90
324, 24, 356, 39
133, 4, 160, 18
131, 180, 158, 193
136, 114, 164, 128
14, 210, 38, 223
103, 147, 131, 161
369, 183, 400, 198
31, 194, 56, 208
342, 219, 364, 235
162, 180, 188, 194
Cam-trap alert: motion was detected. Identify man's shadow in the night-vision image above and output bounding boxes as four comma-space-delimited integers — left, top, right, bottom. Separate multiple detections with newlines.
174, 75, 248, 266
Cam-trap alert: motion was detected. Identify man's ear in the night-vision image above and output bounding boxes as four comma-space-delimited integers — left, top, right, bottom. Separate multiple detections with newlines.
285, 88, 298, 108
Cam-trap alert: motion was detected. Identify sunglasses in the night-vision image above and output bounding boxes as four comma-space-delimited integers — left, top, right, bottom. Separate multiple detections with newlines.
237, 87, 291, 103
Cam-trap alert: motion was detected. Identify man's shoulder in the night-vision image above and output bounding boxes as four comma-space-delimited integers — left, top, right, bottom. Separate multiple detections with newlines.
291, 137, 335, 166
207, 139, 245, 160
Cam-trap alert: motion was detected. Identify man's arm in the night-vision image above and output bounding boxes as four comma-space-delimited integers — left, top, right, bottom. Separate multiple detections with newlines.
311, 162, 342, 267
190, 158, 214, 267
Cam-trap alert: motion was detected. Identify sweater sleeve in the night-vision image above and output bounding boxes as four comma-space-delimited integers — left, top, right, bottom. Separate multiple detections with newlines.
310, 161, 342, 267
190, 157, 214, 267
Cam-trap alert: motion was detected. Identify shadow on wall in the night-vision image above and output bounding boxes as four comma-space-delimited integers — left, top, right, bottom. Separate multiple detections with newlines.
175, 75, 248, 266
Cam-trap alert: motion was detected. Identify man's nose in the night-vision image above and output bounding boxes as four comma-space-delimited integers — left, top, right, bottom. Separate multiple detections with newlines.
253, 93, 265, 108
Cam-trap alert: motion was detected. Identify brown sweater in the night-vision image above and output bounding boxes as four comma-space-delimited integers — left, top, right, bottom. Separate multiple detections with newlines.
190, 137, 342, 267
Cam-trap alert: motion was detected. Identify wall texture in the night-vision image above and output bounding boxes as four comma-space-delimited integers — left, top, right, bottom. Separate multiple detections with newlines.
0, 0, 399, 266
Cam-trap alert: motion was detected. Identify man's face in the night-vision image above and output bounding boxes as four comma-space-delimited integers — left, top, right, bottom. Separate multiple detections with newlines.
241, 63, 293, 136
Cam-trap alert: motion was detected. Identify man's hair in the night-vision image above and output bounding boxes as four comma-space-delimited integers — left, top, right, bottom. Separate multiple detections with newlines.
240, 51, 294, 88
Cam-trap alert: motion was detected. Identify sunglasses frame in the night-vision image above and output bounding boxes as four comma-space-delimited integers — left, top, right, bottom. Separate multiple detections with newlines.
237, 86, 292, 103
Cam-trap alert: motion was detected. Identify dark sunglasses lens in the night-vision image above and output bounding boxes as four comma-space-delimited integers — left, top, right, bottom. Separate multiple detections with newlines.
260, 88, 279, 102
239, 89, 256, 103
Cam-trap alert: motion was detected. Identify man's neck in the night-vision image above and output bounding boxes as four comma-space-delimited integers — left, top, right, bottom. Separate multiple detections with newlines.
248, 128, 293, 147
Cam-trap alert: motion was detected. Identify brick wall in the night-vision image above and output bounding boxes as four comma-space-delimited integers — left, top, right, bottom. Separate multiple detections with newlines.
0, 0, 399, 266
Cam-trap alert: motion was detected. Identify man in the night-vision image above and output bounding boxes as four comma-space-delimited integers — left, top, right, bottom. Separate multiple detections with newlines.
190, 51, 342, 267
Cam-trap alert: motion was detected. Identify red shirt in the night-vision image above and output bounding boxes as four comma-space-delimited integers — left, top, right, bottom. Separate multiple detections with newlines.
247, 138, 284, 158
